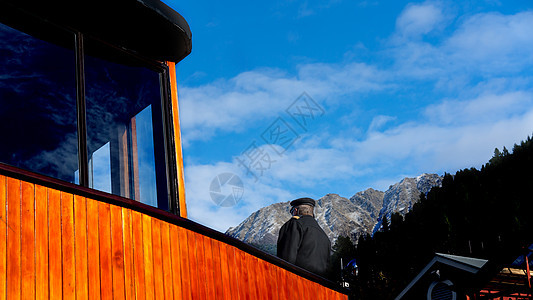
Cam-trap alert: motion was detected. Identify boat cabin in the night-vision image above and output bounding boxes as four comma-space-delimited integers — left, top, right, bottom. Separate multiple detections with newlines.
0, 0, 348, 298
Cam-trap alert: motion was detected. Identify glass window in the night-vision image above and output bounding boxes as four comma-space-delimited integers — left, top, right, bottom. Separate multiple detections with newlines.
84, 39, 169, 209
0, 22, 78, 183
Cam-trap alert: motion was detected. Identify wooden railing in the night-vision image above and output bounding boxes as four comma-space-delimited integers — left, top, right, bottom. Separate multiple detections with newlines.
0, 172, 348, 299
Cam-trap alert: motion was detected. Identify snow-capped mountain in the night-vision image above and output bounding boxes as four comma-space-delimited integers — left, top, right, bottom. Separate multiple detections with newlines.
372, 173, 442, 233
226, 173, 442, 249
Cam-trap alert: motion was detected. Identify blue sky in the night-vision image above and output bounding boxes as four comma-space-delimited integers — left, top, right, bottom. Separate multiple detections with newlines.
163, 0, 533, 232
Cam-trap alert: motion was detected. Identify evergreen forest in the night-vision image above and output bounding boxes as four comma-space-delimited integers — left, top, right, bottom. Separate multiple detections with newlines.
329, 136, 533, 299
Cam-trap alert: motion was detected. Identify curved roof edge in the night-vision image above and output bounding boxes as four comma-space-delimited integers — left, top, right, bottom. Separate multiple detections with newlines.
1, 0, 192, 63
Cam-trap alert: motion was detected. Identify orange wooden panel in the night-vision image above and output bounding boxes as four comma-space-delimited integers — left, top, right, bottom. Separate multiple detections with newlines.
74, 195, 88, 300
203, 236, 216, 299
218, 242, 232, 300
110, 204, 125, 300
276, 268, 289, 300
61, 192, 76, 299
212, 240, 225, 299
151, 219, 164, 300
177, 227, 191, 299
131, 211, 145, 300
252, 256, 266, 300
169, 225, 182, 300
314, 283, 321, 300
48, 188, 62, 300
21, 181, 35, 300
262, 260, 275, 300
226, 246, 241, 300
300, 277, 311, 300
297, 272, 306, 298
267, 264, 279, 300
0, 176, 7, 300
160, 222, 174, 300
186, 230, 201, 299
236, 250, 250, 300
194, 233, 208, 299
86, 198, 101, 300
246, 253, 259, 300
35, 185, 48, 299
7, 178, 21, 299
167, 61, 187, 218
142, 214, 155, 299
98, 201, 113, 300
121, 208, 135, 300
290, 272, 300, 299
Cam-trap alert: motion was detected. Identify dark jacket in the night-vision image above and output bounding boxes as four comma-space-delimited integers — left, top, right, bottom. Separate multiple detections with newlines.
277, 215, 331, 275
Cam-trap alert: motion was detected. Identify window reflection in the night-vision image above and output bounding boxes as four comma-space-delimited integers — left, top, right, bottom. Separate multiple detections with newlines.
0, 22, 78, 183
85, 40, 168, 208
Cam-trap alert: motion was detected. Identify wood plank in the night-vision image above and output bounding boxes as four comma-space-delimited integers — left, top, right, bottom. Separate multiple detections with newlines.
245, 253, 259, 300
186, 230, 200, 299
177, 227, 191, 299
48, 188, 62, 300
236, 250, 250, 300
297, 272, 306, 299
34, 185, 48, 299
262, 260, 275, 300
74, 195, 88, 300
202, 236, 216, 299
194, 233, 208, 299
300, 277, 311, 300
151, 219, 164, 300
110, 204, 125, 300
20, 181, 35, 300
98, 201, 113, 300
121, 208, 135, 300
286, 271, 295, 299
311, 283, 320, 300
86, 198, 101, 300
0, 176, 7, 300
6, 178, 21, 300
267, 264, 278, 300
226, 246, 241, 300
131, 211, 145, 300
218, 242, 232, 299
278, 269, 289, 300
169, 225, 182, 300
142, 214, 154, 299
160, 222, 174, 300
61, 192, 76, 299
256, 257, 268, 300
166, 61, 187, 218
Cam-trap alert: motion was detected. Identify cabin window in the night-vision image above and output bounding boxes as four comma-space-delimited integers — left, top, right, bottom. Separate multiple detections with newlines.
0, 22, 79, 183
84, 39, 170, 209
0, 18, 175, 212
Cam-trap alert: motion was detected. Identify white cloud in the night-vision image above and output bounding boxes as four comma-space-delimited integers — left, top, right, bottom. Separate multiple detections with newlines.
445, 11, 533, 69
391, 10, 533, 80
178, 63, 390, 144
425, 91, 533, 125
184, 159, 296, 232
395, 1, 448, 38
369, 115, 397, 132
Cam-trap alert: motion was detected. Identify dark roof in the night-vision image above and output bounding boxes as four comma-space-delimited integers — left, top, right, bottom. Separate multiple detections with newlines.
1, 0, 192, 62
395, 253, 488, 300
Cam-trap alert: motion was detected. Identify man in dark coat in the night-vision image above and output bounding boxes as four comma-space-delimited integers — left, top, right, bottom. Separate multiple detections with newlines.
277, 197, 331, 275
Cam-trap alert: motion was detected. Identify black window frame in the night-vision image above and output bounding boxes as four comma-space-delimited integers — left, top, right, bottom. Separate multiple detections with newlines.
0, 15, 180, 214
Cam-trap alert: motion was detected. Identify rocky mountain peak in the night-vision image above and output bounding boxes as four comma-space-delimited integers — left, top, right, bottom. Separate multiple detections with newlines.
226, 173, 442, 252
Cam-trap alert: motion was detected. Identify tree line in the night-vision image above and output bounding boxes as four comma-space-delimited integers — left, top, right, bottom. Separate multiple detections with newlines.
327, 136, 533, 299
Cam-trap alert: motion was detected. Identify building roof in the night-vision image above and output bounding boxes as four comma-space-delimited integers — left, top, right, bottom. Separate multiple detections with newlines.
395, 253, 488, 300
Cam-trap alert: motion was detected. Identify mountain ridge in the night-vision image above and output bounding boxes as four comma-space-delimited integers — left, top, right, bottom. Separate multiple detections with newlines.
226, 173, 442, 250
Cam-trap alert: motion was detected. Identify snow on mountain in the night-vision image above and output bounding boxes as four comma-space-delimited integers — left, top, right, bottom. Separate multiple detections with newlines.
226, 173, 442, 249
